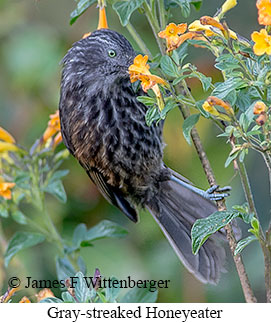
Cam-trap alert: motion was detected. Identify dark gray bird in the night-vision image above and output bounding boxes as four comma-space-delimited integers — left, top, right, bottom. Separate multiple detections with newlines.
59, 28, 229, 284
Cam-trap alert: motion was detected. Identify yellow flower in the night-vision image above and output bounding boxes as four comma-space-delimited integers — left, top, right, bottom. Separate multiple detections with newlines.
158, 23, 187, 52
202, 101, 231, 122
0, 127, 15, 144
257, 0, 271, 26
0, 178, 16, 200
190, 18, 237, 40
253, 101, 268, 114
221, 0, 238, 15
42, 110, 62, 146
251, 28, 271, 55
0, 127, 18, 154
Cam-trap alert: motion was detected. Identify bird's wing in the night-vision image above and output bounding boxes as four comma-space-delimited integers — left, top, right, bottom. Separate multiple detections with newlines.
86, 167, 138, 223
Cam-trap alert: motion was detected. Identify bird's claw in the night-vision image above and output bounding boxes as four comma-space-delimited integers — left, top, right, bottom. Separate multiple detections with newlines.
205, 185, 231, 201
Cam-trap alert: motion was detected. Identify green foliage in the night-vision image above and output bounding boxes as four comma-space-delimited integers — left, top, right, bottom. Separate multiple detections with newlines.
4, 232, 45, 267
112, 0, 144, 26
191, 211, 239, 255
182, 113, 200, 145
70, 0, 97, 25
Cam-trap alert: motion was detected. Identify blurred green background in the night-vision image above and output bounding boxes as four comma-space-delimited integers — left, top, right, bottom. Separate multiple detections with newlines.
0, 0, 270, 302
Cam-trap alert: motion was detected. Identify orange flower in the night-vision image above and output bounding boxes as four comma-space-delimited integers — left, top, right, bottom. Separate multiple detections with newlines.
256, 113, 267, 126
158, 23, 187, 52
19, 296, 31, 303
0, 177, 15, 200
251, 28, 271, 55
200, 16, 225, 32
207, 96, 235, 115
42, 110, 62, 147
128, 55, 167, 110
36, 288, 55, 302
0, 287, 19, 303
257, 0, 271, 25
0, 127, 15, 144
0, 126, 18, 154
82, 3, 108, 39
253, 101, 268, 114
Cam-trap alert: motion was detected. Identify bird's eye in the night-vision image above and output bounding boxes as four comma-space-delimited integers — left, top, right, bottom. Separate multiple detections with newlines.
108, 49, 116, 58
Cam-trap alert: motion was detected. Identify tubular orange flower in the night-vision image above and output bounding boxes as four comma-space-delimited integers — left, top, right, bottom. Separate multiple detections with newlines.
19, 296, 31, 303
0, 126, 18, 153
0, 178, 15, 200
257, 0, 271, 25
0, 287, 19, 303
129, 55, 167, 110
207, 96, 235, 115
251, 28, 271, 55
202, 101, 231, 122
253, 101, 268, 114
256, 113, 267, 126
200, 16, 225, 32
158, 23, 187, 52
42, 110, 61, 143
97, 6, 108, 29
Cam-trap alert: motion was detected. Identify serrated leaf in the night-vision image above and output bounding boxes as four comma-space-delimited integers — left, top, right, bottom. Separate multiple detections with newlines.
191, 211, 239, 255
4, 232, 45, 267
43, 180, 67, 203
82, 220, 128, 244
112, 0, 144, 26
70, 0, 96, 25
120, 284, 158, 303
182, 114, 200, 145
160, 55, 179, 77
234, 236, 258, 256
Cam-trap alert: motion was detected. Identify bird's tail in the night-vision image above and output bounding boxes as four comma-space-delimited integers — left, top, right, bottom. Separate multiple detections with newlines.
145, 171, 226, 284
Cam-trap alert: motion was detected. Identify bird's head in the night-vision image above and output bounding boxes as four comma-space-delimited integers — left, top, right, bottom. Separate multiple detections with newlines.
62, 29, 137, 89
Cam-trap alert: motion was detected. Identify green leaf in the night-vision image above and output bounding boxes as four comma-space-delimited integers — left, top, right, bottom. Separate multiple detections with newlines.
191, 211, 239, 255
212, 77, 247, 99
180, 1, 191, 18
40, 297, 64, 303
61, 292, 76, 303
112, 0, 144, 26
11, 210, 27, 225
56, 256, 76, 282
191, 1, 202, 10
160, 55, 179, 78
224, 150, 240, 168
4, 232, 45, 267
82, 220, 128, 244
137, 96, 156, 106
49, 170, 69, 182
43, 180, 67, 203
160, 99, 177, 119
145, 106, 161, 126
234, 236, 258, 256
72, 223, 88, 248
74, 272, 91, 303
182, 114, 200, 145
70, 0, 96, 25
0, 204, 8, 218
105, 277, 121, 302
120, 284, 158, 303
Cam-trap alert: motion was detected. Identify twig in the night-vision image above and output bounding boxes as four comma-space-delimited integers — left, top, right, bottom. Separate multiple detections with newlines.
178, 102, 257, 303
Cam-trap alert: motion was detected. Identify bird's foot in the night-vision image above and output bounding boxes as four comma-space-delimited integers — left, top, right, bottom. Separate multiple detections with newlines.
204, 185, 231, 201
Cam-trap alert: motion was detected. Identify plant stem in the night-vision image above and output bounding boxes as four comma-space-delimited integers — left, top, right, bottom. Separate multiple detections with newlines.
142, 2, 165, 55
126, 22, 153, 58
262, 151, 271, 196
158, 0, 166, 30
176, 87, 257, 302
